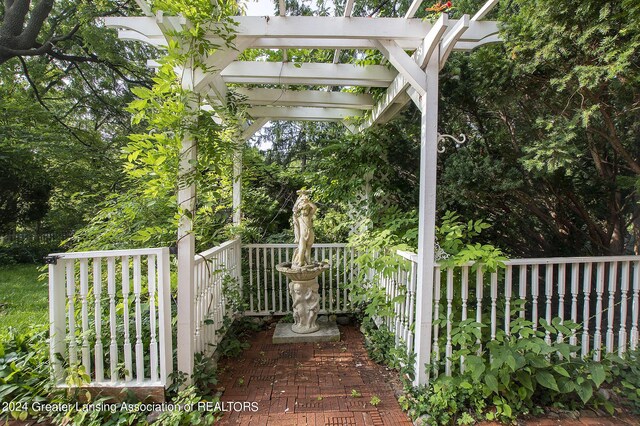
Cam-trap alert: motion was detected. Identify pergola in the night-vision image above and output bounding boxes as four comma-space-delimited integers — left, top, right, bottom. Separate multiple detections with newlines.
102, 0, 501, 385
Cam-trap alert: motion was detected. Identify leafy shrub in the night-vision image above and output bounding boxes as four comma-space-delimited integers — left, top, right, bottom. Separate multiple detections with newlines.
0, 327, 61, 421
402, 317, 620, 425
612, 348, 640, 413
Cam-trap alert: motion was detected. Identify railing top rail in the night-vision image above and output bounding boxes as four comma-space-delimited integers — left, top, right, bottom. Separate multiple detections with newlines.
49, 247, 168, 259
396, 252, 640, 266
243, 243, 347, 248
196, 238, 239, 261
396, 249, 418, 263
503, 255, 640, 265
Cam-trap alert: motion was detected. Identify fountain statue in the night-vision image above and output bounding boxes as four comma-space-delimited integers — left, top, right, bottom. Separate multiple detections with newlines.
276, 190, 329, 334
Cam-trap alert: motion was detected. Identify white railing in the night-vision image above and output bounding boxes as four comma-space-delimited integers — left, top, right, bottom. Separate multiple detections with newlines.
376, 250, 418, 358
377, 254, 640, 376
48, 248, 172, 388
242, 243, 356, 315
193, 238, 241, 355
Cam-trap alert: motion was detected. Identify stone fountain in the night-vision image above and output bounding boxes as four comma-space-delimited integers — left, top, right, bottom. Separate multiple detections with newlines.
272, 190, 340, 343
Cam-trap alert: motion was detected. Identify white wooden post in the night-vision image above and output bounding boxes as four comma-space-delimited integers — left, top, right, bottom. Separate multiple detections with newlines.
158, 248, 173, 385
177, 95, 197, 381
49, 260, 66, 384
413, 46, 439, 386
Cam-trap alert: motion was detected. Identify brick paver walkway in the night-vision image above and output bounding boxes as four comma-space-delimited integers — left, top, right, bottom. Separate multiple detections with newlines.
216, 324, 412, 425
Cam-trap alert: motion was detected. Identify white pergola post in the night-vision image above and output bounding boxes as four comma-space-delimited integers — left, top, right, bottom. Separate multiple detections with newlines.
413, 46, 440, 386
177, 95, 197, 382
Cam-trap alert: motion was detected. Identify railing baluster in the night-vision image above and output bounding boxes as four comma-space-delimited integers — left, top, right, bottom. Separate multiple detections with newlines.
249, 247, 254, 313
321, 247, 326, 312
408, 259, 417, 355
286, 248, 291, 312
133, 255, 144, 383
619, 261, 630, 356
582, 262, 593, 357
476, 266, 483, 354
570, 263, 579, 346
271, 247, 276, 313
122, 256, 132, 381
256, 247, 262, 312
343, 246, 348, 312
263, 247, 268, 312
606, 261, 618, 354
532, 264, 539, 331
432, 266, 441, 365
519, 265, 527, 319
490, 272, 498, 341
329, 247, 334, 312
107, 257, 118, 382
558, 263, 566, 343
544, 264, 553, 345
504, 265, 512, 335
336, 247, 341, 312
79, 259, 91, 377
148, 255, 159, 382
594, 262, 605, 361
279, 248, 284, 313
66, 261, 77, 366
631, 261, 640, 350
445, 268, 453, 376
93, 258, 104, 382
194, 262, 201, 353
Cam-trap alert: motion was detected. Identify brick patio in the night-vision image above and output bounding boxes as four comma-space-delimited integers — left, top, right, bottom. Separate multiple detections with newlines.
215, 322, 638, 426
216, 323, 413, 425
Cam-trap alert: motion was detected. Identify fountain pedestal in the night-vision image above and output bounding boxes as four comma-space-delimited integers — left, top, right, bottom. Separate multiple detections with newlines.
272, 262, 340, 344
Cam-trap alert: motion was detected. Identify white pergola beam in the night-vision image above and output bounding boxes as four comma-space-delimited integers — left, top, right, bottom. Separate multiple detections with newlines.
333, 0, 356, 64
404, 0, 424, 19
220, 62, 396, 87
103, 16, 498, 53
134, 0, 153, 16
472, 0, 500, 21
358, 14, 448, 131
103, 16, 496, 44
234, 88, 374, 109
376, 39, 427, 96
440, 15, 470, 68
241, 117, 269, 140
193, 37, 257, 91
248, 106, 363, 121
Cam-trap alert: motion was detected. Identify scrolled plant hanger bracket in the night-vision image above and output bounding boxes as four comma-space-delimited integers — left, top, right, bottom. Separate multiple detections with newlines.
437, 133, 467, 153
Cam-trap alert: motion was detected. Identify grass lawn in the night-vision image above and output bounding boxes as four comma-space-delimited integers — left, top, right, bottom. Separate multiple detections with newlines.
0, 263, 49, 339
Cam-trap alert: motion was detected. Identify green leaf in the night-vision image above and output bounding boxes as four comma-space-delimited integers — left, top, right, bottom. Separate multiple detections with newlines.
590, 363, 606, 388
553, 365, 570, 378
485, 373, 499, 393
576, 381, 593, 403
535, 370, 559, 392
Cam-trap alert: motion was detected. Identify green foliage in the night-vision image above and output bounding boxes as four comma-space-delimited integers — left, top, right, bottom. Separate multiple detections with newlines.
0, 265, 48, 338
613, 349, 640, 413
402, 316, 622, 425
0, 327, 59, 423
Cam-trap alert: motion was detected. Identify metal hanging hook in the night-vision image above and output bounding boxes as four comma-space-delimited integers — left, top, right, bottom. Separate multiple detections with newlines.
437, 133, 467, 153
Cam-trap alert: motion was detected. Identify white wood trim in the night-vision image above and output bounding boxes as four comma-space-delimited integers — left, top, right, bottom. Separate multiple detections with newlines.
376, 39, 427, 96
472, 0, 500, 21
134, 0, 153, 16
358, 14, 448, 131
404, 0, 424, 19
235, 88, 374, 109
413, 45, 440, 386
440, 15, 470, 68
248, 106, 363, 121
220, 61, 396, 87
241, 117, 269, 140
